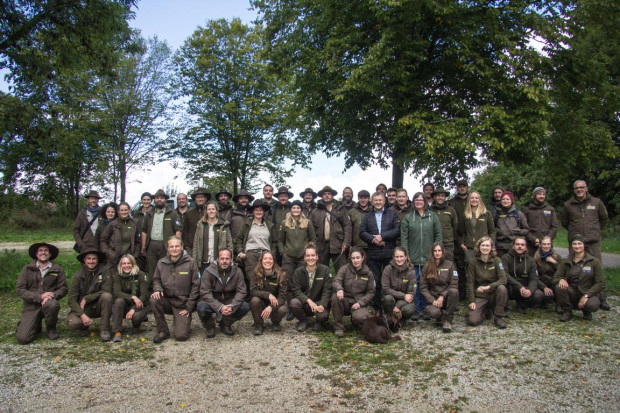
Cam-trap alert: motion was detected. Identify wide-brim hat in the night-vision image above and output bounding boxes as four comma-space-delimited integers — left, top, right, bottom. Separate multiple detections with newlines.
215, 188, 233, 199
299, 187, 318, 199
28, 242, 59, 261
233, 189, 255, 203
317, 186, 338, 197
249, 199, 271, 212
84, 190, 101, 199
456, 179, 468, 186
190, 188, 212, 201
275, 186, 294, 199
432, 187, 450, 197
152, 189, 169, 200
76, 249, 106, 263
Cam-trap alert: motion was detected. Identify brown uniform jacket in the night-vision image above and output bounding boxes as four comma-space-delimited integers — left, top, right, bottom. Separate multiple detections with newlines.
100, 217, 136, 265
182, 205, 205, 253
348, 203, 372, 248
112, 269, 150, 309
457, 211, 496, 249
192, 218, 233, 265
67, 264, 110, 315
534, 249, 563, 288
430, 203, 458, 245
200, 262, 247, 311
494, 205, 530, 251
309, 201, 352, 255
332, 263, 375, 307
72, 209, 104, 252
419, 260, 458, 303
151, 254, 200, 312
277, 220, 316, 259
292, 263, 333, 308
501, 250, 538, 292
250, 271, 287, 307
466, 255, 507, 303
522, 201, 559, 245
217, 202, 233, 223
141, 206, 183, 250
230, 206, 251, 241
16, 261, 67, 307
552, 253, 604, 296
381, 261, 416, 300
561, 194, 608, 243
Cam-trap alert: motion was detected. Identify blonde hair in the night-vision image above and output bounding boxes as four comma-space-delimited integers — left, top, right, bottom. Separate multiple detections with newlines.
284, 211, 309, 229
464, 191, 488, 219
117, 254, 140, 276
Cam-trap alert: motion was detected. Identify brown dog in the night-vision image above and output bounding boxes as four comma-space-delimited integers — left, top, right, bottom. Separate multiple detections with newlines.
362, 313, 401, 344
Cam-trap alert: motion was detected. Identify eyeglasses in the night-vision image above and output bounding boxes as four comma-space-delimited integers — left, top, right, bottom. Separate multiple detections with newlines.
574, 186, 586, 189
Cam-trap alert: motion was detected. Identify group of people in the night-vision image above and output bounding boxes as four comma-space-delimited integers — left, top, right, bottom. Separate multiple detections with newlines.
14, 179, 609, 344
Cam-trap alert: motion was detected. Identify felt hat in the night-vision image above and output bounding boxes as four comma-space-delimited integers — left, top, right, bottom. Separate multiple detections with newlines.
84, 190, 102, 199
432, 187, 450, 197
215, 188, 232, 199
317, 186, 338, 197
190, 188, 212, 201
275, 186, 294, 199
233, 189, 255, 203
76, 249, 105, 263
152, 189, 169, 200
28, 242, 59, 261
299, 188, 318, 199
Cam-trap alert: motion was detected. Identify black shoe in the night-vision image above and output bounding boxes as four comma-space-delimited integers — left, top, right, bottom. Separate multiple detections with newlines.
296, 320, 308, 332
559, 311, 572, 322
582, 311, 593, 321
494, 317, 506, 329
153, 331, 170, 343
412, 312, 420, 321
205, 328, 216, 339
100, 330, 111, 342
47, 327, 58, 340
253, 324, 264, 336
222, 322, 235, 336
272, 323, 282, 332
312, 321, 322, 332
286, 311, 295, 321
600, 301, 611, 311
421, 313, 431, 321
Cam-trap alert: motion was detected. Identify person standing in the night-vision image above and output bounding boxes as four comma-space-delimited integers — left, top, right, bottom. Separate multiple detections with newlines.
386, 187, 398, 208
423, 183, 435, 208
15, 243, 67, 344
349, 190, 372, 250
522, 187, 559, 256
400, 192, 442, 318
486, 185, 505, 213
342, 187, 357, 210
449, 179, 469, 299
100, 202, 135, 269
261, 184, 276, 221
93, 202, 118, 256
197, 248, 249, 337
215, 189, 233, 222
494, 191, 529, 258
278, 200, 316, 292
149, 236, 200, 343
230, 189, 254, 241
392, 188, 412, 223
457, 191, 496, 263
141, 189, 182, 278
175, 193, 190, 228
561, 180, 609, 310
66, 250, 113, 341
299, 188, 318, 216
309, 186, 352, 273
133, 192, 152, 272
72, 190, 104, 253
430, 187, 458, 263
182, 188, 212, 255
192, 201, 233, 274
271, 186, 294, 258
359, 191, 400, 311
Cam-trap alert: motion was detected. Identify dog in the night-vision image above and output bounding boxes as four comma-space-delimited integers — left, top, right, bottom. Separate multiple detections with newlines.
362, 313, 402, 344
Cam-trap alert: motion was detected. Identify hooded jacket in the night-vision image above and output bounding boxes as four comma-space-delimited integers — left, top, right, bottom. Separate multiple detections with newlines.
200, 261, 246, 312
192, 217, 233, 264
501, 249, 538, 292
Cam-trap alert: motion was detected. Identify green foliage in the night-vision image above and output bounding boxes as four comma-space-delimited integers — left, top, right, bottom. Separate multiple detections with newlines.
254, 0, 553, 186
169, 19, 308, 194
0, 250, 80, 291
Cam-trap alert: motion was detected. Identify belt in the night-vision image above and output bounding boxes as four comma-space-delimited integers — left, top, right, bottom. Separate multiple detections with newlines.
246, 249, 268, 253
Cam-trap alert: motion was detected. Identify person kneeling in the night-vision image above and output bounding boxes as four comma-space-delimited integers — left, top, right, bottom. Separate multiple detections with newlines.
110, 254, 149, 342
331, 247, 375, 338
197, 248, 249, 338
249, 251, 288, 335
553, 235, 602, 322
502, 237, 544, 314
420, 242, 459, 333
150, 236, 200, 343
381, 247, 416, 324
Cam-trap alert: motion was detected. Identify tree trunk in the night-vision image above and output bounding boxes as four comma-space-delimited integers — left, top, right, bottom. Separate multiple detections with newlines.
119, 156, 127, 202
391, 149, 404, 189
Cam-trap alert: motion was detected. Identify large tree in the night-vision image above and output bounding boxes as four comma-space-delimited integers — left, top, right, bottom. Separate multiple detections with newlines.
253, 0, 555, 187
170, 18, 307, 194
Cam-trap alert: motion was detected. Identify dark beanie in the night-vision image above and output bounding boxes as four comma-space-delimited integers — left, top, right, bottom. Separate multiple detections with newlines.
291, 200, 303, 208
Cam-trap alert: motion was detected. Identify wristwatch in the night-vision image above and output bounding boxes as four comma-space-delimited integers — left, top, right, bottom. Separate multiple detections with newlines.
584, 294, 589, 299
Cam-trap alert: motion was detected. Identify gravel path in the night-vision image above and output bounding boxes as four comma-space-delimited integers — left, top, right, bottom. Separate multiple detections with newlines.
1, 297, 619, 412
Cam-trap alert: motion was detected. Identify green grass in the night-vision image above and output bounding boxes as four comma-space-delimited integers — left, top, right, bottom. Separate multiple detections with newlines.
0, 250, 81, 291
0, 225, 74, 243
555, 226, 620, 254
605, 267, 620, 294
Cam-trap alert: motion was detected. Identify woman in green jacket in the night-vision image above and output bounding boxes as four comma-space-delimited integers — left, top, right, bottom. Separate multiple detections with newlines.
193, 201, 233, 273
111, 254, 150, 342
458, 191, 496, 263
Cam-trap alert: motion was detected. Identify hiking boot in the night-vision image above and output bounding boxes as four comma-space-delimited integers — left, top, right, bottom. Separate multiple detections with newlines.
442, 322, 452, 333
296, 320, 308, 332
312, 321, 322, 332
582, 311, 593, 321
435, 318, 443, 327
78, 328, 90, 337
335, 329, 345, 338
286, 311, 295, 321
47, 327, 58, 340
205, 327, 216, 339
272, 323, 282, 332
485, 308, 493, 320
494, 317, 506, 329
421, 312, 431, 321
100, 330, 111, 342
253, 324, 264, 336
113, 332, 122, 343
412, 312, 420, 322
600, 301, 611, 311
153, 331, 170, 344
221, 320, 235, 336
559, 311, 572, 322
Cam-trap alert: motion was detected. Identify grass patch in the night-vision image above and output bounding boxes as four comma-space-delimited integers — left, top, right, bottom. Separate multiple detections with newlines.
604, 267, 620, 294
0, 250, 81, 291
555, 226, 620, 254
0, 225, 74, 243
0, 292, 154, 365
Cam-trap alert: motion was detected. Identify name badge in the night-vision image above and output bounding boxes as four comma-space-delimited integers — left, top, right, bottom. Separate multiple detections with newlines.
583, 266, 592, 274
315, 277, 323, 280
403, 279, 409, 283
440, 268, 448, 272
499, 214, 506, 218
587, 205, 596, 210
269, 282, 277, 286
165, 218, 171, 221
489, 267, 495, 270
49, 272, 58, 277
444, 211, 451, 215
179, 272, 188, 275
478, 218, 486, 222
543, 211, 551, 216
361, 277, 368, 280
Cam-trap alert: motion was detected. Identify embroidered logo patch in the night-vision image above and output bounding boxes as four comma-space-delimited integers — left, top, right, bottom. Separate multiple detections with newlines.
587, 205, 596, 210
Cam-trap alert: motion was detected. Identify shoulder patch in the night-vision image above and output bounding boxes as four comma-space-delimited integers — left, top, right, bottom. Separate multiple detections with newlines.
498, 263, 504, 270
453, 271, 458, 277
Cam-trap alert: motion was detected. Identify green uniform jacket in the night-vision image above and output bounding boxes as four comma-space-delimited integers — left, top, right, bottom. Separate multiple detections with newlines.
151, 254, 200, 313
250, 271, 287, 307
522, 201, 559, 246
277, 220, 316, 259
466, 256, 507, 303
100, 217, 136, 265
182, 205, 205, 253
141, 206, 183, 249
419, 260, 458, 303
457, 211, 496, 249
230, 206, 251, 241
400, 209, 442, 265
200, 262, 247, 312
332, 263, 375, 307
561, 194, 608, 243
501, 250, 538, 292
292, 263, 333, 308
348, 203, 372, 248
430, 203, 458, 245
67, 264, 111, 316
192, 217, 233, 265
535, 250, 563, 289
552, 253, 604, 296
381, 260, 416, 300
448, 195, 468, 222
16, 261, 67, 307
72, 209, 105, 252
309, 201, 353, 255
234, 219, 277, 256
112, 270, 150, 310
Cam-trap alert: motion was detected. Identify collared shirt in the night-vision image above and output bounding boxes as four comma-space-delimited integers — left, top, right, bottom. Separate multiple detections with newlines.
245, 221, 270, 252
37, 261, 52, 278
374, 208, 384, 234
151, 209, 166, 241
308, 269, 316, 290
86, 210, 99, 235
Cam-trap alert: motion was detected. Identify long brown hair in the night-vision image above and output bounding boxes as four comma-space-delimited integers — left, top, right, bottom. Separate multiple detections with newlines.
253, 251, 285, 288
422, 242, 444, 282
